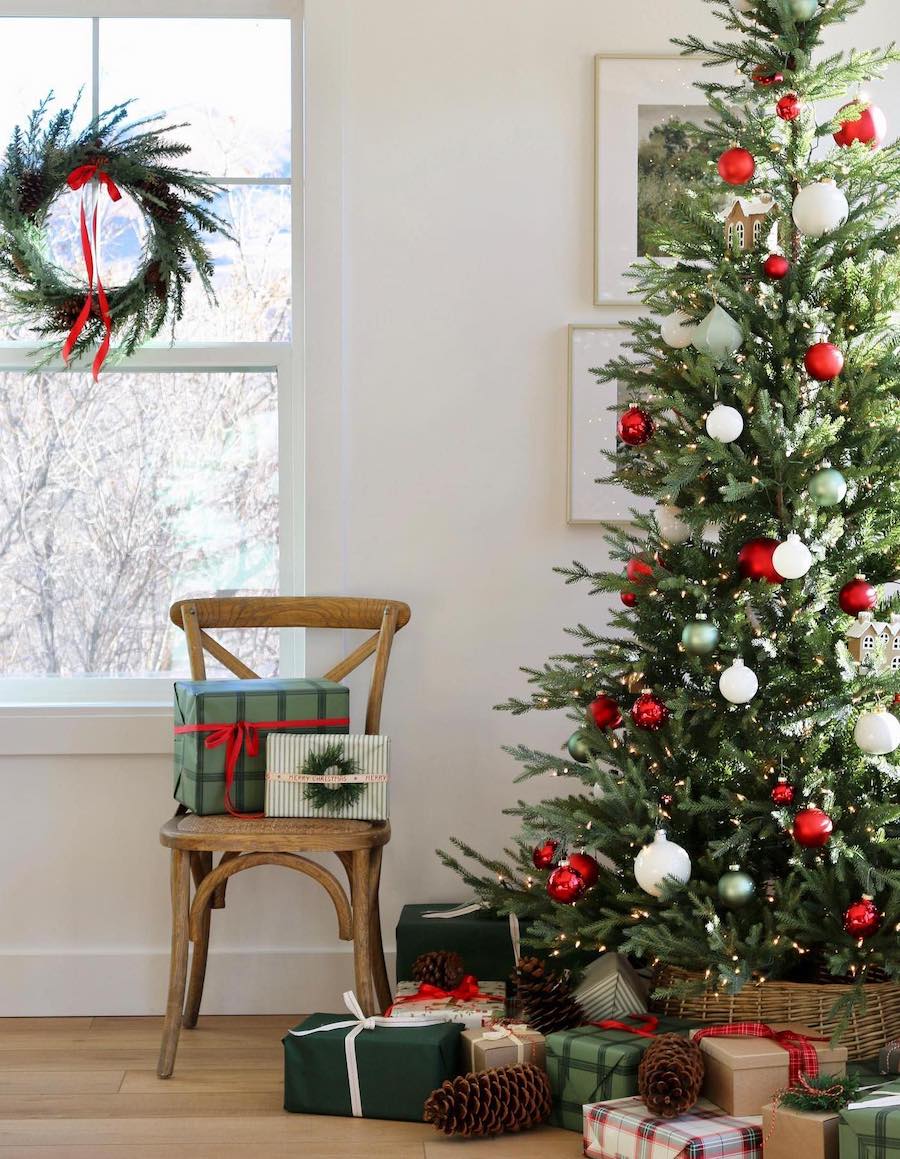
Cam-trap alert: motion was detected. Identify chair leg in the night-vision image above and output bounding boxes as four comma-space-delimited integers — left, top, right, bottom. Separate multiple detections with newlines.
157, 849, 191, 1079
351, 848, 375, 1016
183, 852, 213, 1030
368, 845, 392, 1013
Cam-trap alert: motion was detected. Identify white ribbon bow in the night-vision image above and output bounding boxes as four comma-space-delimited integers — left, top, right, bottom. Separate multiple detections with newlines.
289, 991, 445, 1118
475, 1023, 534, 1063
422, 903, 521, 963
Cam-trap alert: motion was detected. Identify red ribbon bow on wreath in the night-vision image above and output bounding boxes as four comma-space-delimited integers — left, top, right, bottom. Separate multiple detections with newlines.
692, 1022, 829, 1085
62, 161, 122, 381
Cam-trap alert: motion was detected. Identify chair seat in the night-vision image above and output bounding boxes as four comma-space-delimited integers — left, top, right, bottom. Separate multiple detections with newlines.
160, 812, 391, 853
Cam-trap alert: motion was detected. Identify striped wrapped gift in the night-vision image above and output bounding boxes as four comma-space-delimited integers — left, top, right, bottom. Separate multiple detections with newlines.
265, 734, 390, 820
584, 1097, 762, 1159
574, 952, 649, 1022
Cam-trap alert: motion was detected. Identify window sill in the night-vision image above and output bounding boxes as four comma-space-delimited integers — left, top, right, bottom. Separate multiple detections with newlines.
0, 704, 171, 757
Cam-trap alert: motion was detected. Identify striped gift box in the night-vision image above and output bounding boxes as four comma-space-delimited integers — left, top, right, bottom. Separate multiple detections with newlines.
574, 952, 649, 1022
265, 734, 390, 820
584, 1097, 762, 1159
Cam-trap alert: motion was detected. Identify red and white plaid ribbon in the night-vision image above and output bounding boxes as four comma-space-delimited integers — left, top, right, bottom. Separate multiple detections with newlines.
692, 1022, 828, 1085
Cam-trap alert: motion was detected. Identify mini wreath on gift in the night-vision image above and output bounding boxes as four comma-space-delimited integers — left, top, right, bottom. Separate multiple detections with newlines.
0, 94, 228, 379
302, 743, 367, 811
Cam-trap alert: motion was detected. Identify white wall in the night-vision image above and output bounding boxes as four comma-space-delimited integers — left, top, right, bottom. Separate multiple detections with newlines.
1, 0, 897, 1015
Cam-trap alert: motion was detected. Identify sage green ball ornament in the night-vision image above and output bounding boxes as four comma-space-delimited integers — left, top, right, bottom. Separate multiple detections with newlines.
807, 467, 847, 507
567, 730, 597, 764
717, 865, 755, 909
789, 0, 819, 19
681, 614, 720, 655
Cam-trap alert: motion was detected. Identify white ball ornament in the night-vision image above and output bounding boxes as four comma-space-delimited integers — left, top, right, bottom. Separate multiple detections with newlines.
719, 658, 759, 704
661, 311, 698, 350
692, 304, 744, 364
792, 180, 849, 238
633, 831, 692, 898
854, 708, 900, 756
772, 533, 813, 580
657, 503, 691, 545
705, 404, 744, 443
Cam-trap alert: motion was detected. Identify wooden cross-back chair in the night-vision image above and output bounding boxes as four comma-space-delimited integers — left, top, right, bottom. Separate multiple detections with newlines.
157, 596, 410, 1079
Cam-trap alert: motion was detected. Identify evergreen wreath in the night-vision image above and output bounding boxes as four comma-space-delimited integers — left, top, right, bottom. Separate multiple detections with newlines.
301, 742, 367, 812
0, 94, 228, 375
776, 1072, 863, 1113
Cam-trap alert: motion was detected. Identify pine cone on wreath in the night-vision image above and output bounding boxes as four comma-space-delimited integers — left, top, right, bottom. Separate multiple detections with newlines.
18, 169, 46, 218
513, 955, 584, 1035
423, 1063, 552, 1137
638, 1032, 705, 1118
143, 260, 169, 301
52, 296, 89, 332
138, 178, 182, 225
411, 949, 466, 991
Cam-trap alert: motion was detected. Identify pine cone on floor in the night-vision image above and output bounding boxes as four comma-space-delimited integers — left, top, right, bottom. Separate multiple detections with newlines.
18, 169, 46, 218
638, 1032, 704, 1118
424, 1063, 552, 1137
513, 955, 584, 1035
411, 949, 465, 991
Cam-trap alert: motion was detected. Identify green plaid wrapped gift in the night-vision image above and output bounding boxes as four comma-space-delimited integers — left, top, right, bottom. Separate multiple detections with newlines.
173, 678, 350, 816
584, 1097, 762, 1159
546, 1015, 705, 1132
839, 1080, 900, 1159
265, 734, 389, 820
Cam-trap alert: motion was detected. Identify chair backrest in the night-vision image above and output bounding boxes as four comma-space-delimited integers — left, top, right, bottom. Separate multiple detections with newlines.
169, 596, 411, 735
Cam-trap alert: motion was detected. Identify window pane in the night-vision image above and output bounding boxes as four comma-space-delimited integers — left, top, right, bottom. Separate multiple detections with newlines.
0, 20, 91, 155
99, 19, 291, 179
0, 369, 278, 678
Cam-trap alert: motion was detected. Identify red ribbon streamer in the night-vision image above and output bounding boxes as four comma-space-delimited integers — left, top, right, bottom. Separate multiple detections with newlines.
174, 717, 351, 818
414, 975, 490, 1003
591, 1012, 660, 1038
62, 162, 122, 381
692, 1021, 829, 1086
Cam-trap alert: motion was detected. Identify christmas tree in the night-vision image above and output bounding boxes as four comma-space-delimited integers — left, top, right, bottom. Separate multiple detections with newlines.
441, 0, 900, 1003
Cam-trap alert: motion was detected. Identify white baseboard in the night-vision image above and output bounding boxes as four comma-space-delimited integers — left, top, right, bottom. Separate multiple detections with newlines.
0, 948, 397, 1017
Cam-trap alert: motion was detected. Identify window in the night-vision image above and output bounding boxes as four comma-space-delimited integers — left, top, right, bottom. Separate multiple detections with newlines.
863, 636, 875, 650
752, 220, 763, 244
0, 14, 298, 701
735, 222, 745, 249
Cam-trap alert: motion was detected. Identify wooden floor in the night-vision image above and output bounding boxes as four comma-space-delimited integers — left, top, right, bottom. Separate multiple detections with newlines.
0, 1016, 580, 1158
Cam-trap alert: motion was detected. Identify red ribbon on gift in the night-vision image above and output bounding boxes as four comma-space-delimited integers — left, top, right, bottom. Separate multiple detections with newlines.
591, 1012, 660, 1038
174, 717, 351, 818
692, 1021, 829, 1085
414, 975, 490, 1003
62, 161, 122, 381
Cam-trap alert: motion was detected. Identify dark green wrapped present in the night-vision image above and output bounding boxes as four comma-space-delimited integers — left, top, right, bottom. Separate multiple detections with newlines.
546, 1015, 707, 1132
395, 902, 528, 982
283, 1000, 462, 1120
839, 1079, 900, 1159
173, 678, 350, 815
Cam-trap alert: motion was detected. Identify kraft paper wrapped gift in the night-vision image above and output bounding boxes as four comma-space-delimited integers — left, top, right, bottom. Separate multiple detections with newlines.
173, 678, 349, 815
583, 1096, 763, 1159
546, 1015, 704, 1132
461, 1024, 545, 1072
284, 993, 462, 1121
690, 1023, 847, 1117
265, 733, 390, 820
838, 1081, 900, 1159
387, 979, 506, 1028
763, 1102, 841, 1159
395, 902, 526, 982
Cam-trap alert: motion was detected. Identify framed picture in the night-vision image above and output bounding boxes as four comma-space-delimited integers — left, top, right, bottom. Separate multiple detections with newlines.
594, 53, 733, 305
567, 324, 653, 526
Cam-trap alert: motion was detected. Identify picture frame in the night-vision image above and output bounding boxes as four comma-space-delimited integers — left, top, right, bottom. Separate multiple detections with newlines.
567, 323, 653, 526
594, 53, 733, 306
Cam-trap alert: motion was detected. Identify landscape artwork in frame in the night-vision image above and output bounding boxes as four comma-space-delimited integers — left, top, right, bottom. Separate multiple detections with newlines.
567, 325, 653, 525
594, 54, 732, 305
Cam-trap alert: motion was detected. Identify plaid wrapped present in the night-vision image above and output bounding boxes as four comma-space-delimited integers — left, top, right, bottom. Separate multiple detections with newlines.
386, 978, 506, 1028
395, 902, 527, 982
546, 1015, 704, 1132
265, 734, 389, 820
173, 678, 350, 816
839, 1081, 900, 1159
880, 1044, 900, 1075
584, 1097, 763, 1159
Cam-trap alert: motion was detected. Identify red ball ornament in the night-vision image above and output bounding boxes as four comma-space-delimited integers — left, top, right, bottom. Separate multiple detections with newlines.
631, 692, 670, 731
771, 778, 795, 807
626, 557, 654, 584
834, 101, 888, 149
752, 67, 785, 87
547, 863, 586, 904
792, 807, 833, 848
588, 694, 623, 731
738, 537, 783, 584
718, 147, 756, 185
839, 576, 877, 615
805, 341, 844, 381
776, 93, 802, 121
843, 895, 882, 939
764, 254, 790, 280
621, 591, 638, 608
532, 840, 559, 870
618, 406, 656, 446
566, 851, 600, 888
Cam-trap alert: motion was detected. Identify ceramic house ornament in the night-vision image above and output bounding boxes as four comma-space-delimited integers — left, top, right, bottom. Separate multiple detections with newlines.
845, 613, 900, 672
692, 304, 744, 363
724, 193, 778, 253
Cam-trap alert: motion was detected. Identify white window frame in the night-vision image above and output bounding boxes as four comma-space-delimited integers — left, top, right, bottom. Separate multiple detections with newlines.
0, 3, 305, 709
